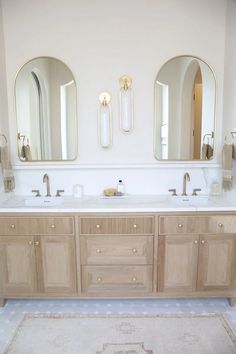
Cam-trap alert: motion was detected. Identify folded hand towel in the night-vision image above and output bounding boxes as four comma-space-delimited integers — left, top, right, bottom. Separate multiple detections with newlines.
21, 144, 32, 161
202, 143, 213, 160
222, 143, 233, 191
0, 145, 15, 192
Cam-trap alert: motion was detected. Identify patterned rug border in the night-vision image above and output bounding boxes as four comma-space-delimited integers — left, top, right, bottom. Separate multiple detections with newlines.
5, 312, 236, 354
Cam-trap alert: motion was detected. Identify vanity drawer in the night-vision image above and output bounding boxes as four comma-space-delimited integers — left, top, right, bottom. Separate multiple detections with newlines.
30, 217, 74, 235
159, 216, 206, 235
0, 217, 74, 235
159, 215, 236, 235
112, 217, 154, 235
80, 235, 153, 265
81, 265, 153, 294
80, 216, 154, 235
207, 215, 236, 234
0, 218, 33, 235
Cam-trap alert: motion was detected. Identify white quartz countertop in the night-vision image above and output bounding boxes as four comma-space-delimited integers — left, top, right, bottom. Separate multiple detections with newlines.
0, 194, 236, 213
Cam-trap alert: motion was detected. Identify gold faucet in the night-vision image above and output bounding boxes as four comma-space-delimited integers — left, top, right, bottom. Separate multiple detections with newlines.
43, 173, 51, 197
182, 172, 190, 196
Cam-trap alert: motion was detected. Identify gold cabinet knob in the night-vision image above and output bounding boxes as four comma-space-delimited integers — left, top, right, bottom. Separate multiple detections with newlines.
97, 276, 102, 282
133, 224, 137, 228
34, 241, 40, 246
132, 276, 137, 282
201, 239, 205, 244
10, 224, 15, 229
194, 240, 198, 244
50, 224, 56, 229
132, 248, 137, 253
178, 223, 183, 228
96, 224, 101, 229
218, 223, 223, 228
28, 240, 33, 246
96, 249, 101, 254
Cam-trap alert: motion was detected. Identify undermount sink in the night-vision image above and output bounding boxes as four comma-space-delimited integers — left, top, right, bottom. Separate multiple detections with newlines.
169, 195, 209, 206
25, 196, 64, 207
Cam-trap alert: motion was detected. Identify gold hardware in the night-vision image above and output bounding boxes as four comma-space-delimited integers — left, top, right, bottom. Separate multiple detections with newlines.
132, 248, 137, 253
96, 224, 101, 229
132, 276, 137, 282
50, 224, 56, 229
32, 189, 41, 197
10, 224, 15, 229
201, 240, 205, 244
28, 241, 33, 245
96, 249, 101, 254
99, 92, 111, 106
194, 240, 198, 244
168, 188, 177, 196
133, 224, 137, 228
119, 75, 132, 90
178, 223, 183, 228
192, 188, 202, 196
55, 189, 64, 197
34, 241, 40, 246
218, 223, 223, 228
97, 277, 102, 282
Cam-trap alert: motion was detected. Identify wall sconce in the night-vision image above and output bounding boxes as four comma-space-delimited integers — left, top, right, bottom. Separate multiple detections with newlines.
98, 92, 112, 148
119, 75, 134, 133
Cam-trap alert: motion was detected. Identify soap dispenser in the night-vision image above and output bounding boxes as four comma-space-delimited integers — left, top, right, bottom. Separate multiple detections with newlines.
117, 180, 125, 195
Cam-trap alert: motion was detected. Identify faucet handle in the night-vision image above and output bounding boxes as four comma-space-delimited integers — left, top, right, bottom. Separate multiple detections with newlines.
32, 189, 41, 197
192, 188, 202, 196
168, 188, 177, 196
55, 189, 64, 197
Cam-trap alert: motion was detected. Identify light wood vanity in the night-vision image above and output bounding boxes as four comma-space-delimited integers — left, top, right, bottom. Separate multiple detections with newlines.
1, 211, 236, 306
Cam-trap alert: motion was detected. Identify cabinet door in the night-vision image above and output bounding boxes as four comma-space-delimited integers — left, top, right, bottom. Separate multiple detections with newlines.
158, 235, 199, 292
197, 235, 236, 291
36, 235, 77, 294
0, 236, 36, 294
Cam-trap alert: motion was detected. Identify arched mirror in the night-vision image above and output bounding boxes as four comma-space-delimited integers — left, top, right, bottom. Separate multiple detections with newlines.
15, 57, 77, 161
154, 55, 216, 161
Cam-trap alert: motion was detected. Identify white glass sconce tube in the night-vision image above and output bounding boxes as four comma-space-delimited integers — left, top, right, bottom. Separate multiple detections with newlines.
98, 92, 112, 148
119, 75, 133, 133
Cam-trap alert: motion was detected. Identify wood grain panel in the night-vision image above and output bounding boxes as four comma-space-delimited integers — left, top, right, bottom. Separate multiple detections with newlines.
80, 235, 153, 265
82, 265, 152, 294
158, 235, 199, 292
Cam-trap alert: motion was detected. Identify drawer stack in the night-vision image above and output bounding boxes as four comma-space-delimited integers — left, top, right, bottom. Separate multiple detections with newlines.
80, 216, 154, 295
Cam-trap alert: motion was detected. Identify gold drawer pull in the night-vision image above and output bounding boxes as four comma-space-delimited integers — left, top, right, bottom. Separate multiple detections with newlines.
218, 223, 223, 228
133, 224, 137, 228
97, 276, 102, 282
201, 240, 205, 244
10, 224, 15, 229
194, 240, 198, 244
28, 240, 33, 246
50, 224, 56, 229
132, 248, 138, 254
178, 223, 183, 228
34, 241, 40, 246
96, 249, 101, 254
132, 276, 137, 282
96, 224, 101, 229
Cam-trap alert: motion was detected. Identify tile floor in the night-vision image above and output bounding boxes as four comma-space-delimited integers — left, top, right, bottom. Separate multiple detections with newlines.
1, 298, 236, 353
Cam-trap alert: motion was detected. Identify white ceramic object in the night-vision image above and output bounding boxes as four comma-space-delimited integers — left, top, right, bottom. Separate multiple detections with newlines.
24, 196, 64, 207
169, 195, 209, 206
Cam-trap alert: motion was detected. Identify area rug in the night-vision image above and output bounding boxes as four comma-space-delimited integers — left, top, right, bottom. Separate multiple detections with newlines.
4, 313, 236, 354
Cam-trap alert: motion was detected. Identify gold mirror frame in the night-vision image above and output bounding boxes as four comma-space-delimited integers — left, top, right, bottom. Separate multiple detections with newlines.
14, 56, 78, 162
154, 55, 216, 162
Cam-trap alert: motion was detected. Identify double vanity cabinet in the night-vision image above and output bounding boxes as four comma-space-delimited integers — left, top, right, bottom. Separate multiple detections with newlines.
0, 211, 236, 306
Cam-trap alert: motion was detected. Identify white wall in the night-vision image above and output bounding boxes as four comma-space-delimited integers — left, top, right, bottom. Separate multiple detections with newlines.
223, 0, 236, 139
0, 0, 229, 195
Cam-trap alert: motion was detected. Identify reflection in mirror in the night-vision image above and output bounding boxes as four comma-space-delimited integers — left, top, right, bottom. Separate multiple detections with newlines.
15, 57, 77, 161
154, 56, 215, 161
